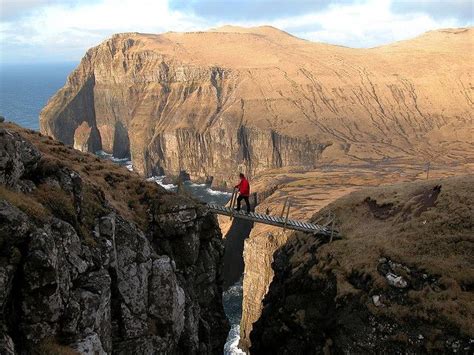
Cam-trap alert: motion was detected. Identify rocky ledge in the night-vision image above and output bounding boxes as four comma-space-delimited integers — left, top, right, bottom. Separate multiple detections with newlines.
250, 176, 473, 353
0, 122, 229, 354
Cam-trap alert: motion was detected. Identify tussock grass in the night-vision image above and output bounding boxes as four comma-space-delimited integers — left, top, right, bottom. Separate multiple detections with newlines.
37, 338, 79, 355
4, 123, 171, 228
34, 183, 76, 223
0, 185, 50, 222
2, 123, 198, 241
289, 175, 474, 337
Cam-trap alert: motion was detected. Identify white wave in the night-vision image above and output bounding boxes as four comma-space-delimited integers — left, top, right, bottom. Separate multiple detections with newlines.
111, 157, 131, 164
189, 182, 207, 187
224, 281, 243, 298
224, 324, 246, 355
223, 279, 245, 354
96, 150, 132, 169
147, 176, 177, 191
96, 150, 112, 158
205, 187, 232, 197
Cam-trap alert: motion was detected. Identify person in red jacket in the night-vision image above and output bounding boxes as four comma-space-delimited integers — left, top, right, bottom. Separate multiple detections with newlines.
235, 173, 251, 213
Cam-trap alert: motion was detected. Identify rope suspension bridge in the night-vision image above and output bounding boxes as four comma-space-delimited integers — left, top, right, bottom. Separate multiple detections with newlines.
208, 190, 337, 237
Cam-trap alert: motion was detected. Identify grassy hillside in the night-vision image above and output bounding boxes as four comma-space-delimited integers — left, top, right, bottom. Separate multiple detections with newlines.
251, 175, 473, 353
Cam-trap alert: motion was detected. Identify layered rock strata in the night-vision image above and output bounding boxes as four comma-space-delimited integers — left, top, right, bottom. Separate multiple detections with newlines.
40, 27, 473, 185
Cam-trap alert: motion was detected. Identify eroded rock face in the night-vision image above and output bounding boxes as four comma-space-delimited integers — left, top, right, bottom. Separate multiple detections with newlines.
40, 27, 473, 185
239, 231, 288, 351
0, 128, 41, 187
0, 124, 229, 354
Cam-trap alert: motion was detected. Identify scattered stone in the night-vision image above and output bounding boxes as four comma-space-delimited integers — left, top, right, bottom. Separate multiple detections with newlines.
388, 260, 410, 274
0, 116, 5, 123
386, 272, 408, 288
72, 333, 105, 354
372, 295, 383, 307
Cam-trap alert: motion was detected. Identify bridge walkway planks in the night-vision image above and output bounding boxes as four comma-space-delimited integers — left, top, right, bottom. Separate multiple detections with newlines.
207, 204, 332, 236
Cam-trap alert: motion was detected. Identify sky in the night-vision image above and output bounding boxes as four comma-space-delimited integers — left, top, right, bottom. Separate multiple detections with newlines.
0, 0, 472, 64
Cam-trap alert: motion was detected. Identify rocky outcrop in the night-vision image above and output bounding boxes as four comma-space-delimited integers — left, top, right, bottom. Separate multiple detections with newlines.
40, 26, 473, 185
250, 176, 474, 353
239, 230, 288, 351
0, 123, 229, 354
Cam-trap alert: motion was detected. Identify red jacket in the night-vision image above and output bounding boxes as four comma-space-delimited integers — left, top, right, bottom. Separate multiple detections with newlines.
236, 178, 250, 196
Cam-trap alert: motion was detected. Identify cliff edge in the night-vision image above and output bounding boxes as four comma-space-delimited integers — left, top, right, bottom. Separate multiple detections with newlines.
250, 175, 473, 353
0, 122, 229, 354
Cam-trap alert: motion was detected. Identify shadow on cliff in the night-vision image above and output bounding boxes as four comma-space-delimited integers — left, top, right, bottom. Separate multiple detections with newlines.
222, 218, 254, 289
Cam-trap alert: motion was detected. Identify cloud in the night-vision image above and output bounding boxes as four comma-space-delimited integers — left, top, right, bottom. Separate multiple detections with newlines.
0, 0, 472, 63
1, 0, 205, 62
391, 0, 473, 23
169, 0, 353, 21
0, 0, 84, 20
268, 0, 462, 48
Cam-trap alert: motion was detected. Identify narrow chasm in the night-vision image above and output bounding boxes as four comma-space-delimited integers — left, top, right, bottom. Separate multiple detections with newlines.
217, 194, 257, 354
140, 177, 252, 354
222, 217, 254, 355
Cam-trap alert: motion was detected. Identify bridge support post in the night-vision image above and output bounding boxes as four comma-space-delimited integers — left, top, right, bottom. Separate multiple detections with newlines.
283, 199, 291, 231
280, 197, 289, 218
229, 189, 237, 220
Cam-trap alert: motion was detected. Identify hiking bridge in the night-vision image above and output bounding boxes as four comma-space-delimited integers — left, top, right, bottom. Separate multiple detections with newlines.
208, 191, 336, 236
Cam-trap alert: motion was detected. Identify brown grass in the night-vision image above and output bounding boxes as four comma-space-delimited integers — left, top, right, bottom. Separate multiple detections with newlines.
0, 185, 50, 222
1, 123, 196, 238
34, 183, 76, 224
287, 175, 474, 337
37, 338, 79, 355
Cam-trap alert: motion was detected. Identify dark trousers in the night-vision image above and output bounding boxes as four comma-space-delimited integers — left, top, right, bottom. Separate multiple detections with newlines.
237, 195, 250, 213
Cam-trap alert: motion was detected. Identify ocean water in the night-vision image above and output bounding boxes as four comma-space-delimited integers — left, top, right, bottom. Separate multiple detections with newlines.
0, 62, 77, 130
0, 63, 245, 354
147, 175, 233, 205
223, 279, 246, 355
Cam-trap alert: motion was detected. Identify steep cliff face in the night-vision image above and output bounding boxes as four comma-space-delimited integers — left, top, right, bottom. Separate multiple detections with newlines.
0, 122, 229, 354
40, 26, 473, 184
239, 230, 288, 351
250, 176, 473, 353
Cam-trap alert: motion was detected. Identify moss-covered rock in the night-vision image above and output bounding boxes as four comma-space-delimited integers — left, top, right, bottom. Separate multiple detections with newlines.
0, 123, 229, 354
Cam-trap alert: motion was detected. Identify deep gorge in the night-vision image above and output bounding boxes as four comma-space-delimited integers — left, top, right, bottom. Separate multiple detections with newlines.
6, 25, 472, 354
